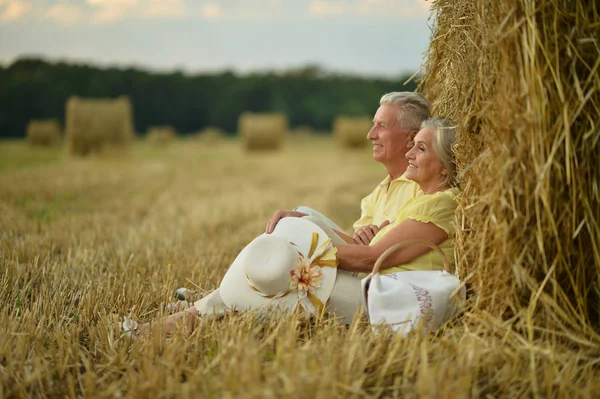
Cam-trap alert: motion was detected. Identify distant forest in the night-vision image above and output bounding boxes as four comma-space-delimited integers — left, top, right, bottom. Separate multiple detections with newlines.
0, 58, 419, 138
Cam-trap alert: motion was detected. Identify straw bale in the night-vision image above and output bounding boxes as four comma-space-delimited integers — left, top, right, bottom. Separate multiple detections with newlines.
196, 126, 225, 143
423, 0, 600, 332
333, 116, 372, 148
65, 96, 134, 156
238, 112, 287, 151
147, 126, 176, 145
26, 119, 62, 146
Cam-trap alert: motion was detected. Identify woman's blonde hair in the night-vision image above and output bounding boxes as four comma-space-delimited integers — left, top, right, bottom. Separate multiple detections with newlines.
421, 116, 458, 187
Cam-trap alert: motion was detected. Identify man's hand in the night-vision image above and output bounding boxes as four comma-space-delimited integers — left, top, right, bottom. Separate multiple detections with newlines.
352, 220, 391, 245
265, 210, 308, 233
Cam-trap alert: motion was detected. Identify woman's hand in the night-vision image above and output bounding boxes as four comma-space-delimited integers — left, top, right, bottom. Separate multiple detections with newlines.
265, 210, 308, 233
352, 220, 391, 245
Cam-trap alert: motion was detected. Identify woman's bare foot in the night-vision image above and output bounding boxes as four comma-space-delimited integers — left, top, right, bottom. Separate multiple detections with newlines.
126, 306, 200, 338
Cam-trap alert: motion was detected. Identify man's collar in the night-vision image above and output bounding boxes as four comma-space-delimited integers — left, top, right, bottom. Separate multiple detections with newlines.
379, 173, 410, 186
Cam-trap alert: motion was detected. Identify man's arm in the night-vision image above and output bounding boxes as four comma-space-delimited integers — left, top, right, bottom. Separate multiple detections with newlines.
335, 218, 448, 274
265, 210, 307, 233
352, 191, 375, 232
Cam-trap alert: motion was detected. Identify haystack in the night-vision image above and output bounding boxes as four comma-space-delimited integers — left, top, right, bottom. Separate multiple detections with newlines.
147, 126, 176, 145
196, 126, 225, 144
333, 116, 371, 148
26, 119, 62, 146
238, 112, 287, 151
423, 0, 600, 332
65, 96, 134, 156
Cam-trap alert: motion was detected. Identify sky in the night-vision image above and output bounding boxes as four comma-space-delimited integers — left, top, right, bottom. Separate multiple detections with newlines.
0, 0, 434, 77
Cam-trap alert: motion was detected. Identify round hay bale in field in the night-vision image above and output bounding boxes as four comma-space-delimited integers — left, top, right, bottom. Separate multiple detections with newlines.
423, 0, 600, 330
238, 112, 287, 151
333, 116, 371, 148
196, 126, 225, 144
146, 126, 176, 145
65, 96, 134, 156
26, 119, 62, 146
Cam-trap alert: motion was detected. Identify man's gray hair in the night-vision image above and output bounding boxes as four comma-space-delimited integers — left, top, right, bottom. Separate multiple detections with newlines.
380, 92, 431, 132
421, 116, 458, 187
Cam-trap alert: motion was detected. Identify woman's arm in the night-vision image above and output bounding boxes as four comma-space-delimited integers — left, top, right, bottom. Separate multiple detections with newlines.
335, 218, 448, 274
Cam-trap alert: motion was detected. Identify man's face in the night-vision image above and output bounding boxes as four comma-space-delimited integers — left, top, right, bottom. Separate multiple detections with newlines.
367, 104, 413, 166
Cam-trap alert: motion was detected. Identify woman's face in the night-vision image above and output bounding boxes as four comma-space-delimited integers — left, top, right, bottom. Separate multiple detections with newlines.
405, 127, 447, 192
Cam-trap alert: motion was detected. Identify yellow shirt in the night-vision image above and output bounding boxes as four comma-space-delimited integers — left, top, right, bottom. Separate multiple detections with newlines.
361, 187, 459, 276
352, 173, 421, 231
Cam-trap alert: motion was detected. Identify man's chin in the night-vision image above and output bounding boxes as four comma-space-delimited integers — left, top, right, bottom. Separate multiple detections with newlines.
372, 153, 384, 162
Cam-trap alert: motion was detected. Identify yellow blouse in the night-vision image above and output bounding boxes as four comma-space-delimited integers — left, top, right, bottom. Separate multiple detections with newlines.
360, 187, 459, 277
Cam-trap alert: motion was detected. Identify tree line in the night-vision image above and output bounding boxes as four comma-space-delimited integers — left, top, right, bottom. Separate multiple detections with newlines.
0, 58, 418, 138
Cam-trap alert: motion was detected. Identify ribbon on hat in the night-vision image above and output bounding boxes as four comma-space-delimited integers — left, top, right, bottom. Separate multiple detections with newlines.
246, 275, 291, 299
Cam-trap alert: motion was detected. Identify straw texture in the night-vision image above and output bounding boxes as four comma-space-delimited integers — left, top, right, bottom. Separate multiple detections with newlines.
422, 0, 600, 334
26, 119, 62, 147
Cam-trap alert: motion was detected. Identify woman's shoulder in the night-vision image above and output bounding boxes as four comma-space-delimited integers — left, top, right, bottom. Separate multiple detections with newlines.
399, 187, 460, 234
407, 187, 459, 208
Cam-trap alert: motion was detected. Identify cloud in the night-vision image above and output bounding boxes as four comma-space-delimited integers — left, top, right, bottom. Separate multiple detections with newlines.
199, 1, 222, 19
13, 0, 429, 26
87, 0, 138, 24
309, 1, 345, 16
87, 0, 139, 7
46, 3, 84, 25
0, 0, 32, 22
143, 0, 187, 18
309, 0, 430, 18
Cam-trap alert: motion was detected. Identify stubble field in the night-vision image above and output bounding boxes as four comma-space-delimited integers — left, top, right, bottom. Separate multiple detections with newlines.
1, 138, 599, 398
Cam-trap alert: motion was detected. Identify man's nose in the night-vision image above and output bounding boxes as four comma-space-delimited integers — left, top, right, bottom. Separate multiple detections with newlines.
367, 126, 376, 140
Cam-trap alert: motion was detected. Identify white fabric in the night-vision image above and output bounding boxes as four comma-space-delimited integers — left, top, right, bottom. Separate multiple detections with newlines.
361, 270, 465, 336
194, 272, 364, 325
194, 289, 229, 318
219, 217, 338, 316
301, 215, 347, 245
294, 206, 346, 233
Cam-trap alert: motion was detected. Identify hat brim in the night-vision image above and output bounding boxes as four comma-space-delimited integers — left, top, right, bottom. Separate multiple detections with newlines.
219, 217, 338, 313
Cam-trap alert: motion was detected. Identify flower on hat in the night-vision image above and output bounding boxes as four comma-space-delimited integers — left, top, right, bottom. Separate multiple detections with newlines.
290, 259, 323, 297
289, 233, 339, 298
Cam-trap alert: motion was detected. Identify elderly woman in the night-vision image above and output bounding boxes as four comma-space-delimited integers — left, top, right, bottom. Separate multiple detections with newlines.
122, 116, 459, 337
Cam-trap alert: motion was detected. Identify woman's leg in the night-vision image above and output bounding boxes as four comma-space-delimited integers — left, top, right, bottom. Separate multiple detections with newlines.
301, 215, 349, 245
135, 306, 199, 335
294, 206, 346, 233
326, 271, 365, 325
134, 289, 228, 336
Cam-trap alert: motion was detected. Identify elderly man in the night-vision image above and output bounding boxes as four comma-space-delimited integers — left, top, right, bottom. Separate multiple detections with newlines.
266, 91, 431, 245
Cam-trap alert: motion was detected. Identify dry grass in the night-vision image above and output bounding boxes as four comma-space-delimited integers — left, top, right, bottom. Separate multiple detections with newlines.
26, 119, 62, 147
290, 125, 315, 141
65, 96, 134, 156
423, 0, 600, 338
333, 117, 372, 149
1, 138, 599, 397
238, 113, 288, 151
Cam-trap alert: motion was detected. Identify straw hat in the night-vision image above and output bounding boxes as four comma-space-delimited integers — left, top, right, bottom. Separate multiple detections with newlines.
219, 217, 339, 316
